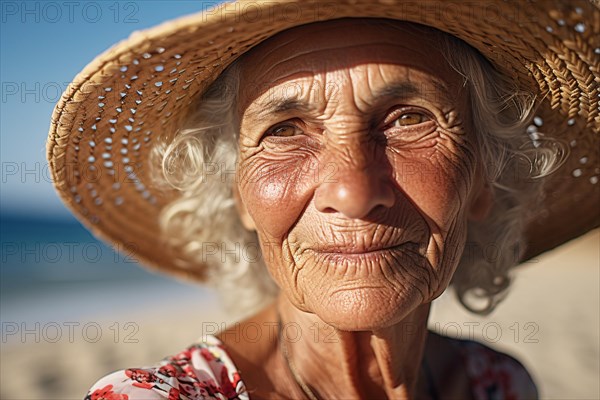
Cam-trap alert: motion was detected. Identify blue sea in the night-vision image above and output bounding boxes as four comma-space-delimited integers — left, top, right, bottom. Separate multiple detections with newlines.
0, 213, 216, 323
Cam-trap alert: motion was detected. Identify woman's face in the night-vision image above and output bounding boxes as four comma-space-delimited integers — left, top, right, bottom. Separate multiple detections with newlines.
235, 20, 491, 330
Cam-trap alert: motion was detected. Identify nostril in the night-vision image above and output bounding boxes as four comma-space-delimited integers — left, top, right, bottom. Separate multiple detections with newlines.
321, 207, 337, 214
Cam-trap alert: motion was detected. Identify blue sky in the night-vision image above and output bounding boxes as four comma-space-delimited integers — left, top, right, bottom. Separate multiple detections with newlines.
1, 1, 219, 218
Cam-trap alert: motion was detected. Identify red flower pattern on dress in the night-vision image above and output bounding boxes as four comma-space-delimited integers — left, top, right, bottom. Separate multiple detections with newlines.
125, 368, 156, 389
200, 347, 216, 361
167, 387, 180, 400
158, 364, 177, 378
86, 384, 129, 400
219, 365, 238, 399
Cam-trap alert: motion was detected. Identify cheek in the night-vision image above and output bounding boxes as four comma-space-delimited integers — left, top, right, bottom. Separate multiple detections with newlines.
390, 136, 475, 230
237, 150, 318, 240
391, 159, 454, 230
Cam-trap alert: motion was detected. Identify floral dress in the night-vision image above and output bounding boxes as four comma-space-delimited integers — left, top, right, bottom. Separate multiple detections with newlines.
84, 335, 247, 400
84, 334, 537, 400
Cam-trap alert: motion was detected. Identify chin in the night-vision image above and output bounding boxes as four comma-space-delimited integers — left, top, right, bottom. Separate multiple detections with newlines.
307, 286, 425, 331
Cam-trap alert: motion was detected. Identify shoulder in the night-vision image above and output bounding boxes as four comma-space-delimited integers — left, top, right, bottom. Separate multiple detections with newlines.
84, 335, 249, 400
429, 331, 538, 400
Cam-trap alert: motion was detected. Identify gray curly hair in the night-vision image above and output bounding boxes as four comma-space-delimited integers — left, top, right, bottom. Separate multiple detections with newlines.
151, 23, 564, 318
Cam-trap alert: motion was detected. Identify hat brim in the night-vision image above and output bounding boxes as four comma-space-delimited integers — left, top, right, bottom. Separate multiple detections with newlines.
47, 0, 600, 281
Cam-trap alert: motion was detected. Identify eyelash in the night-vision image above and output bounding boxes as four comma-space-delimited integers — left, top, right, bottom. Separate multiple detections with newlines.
264, 119, 304, 138
383, 107, 431, 129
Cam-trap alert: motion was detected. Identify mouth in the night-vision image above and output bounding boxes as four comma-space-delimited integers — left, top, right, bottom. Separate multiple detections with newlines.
308, 241, 421, 261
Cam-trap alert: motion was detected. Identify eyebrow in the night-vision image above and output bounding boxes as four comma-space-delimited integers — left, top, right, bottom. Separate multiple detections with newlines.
373, 82, 419, 99
244, 80, 449, 121
375, 80, 451, 103
245, 96, 313, 122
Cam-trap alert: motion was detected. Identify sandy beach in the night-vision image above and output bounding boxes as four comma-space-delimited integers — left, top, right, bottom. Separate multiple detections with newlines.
1, 229, 598, 399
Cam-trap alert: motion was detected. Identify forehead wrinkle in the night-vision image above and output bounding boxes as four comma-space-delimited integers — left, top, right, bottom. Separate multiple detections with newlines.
323, 74, 371, 138
349, 63, 455, 112
257, 42, 396, 77
357, 64, 419, 109
244, 77, 317, 121
250, 36, 442, 89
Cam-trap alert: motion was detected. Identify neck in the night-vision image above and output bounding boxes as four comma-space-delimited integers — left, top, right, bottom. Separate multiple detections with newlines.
277, 295, 431, 399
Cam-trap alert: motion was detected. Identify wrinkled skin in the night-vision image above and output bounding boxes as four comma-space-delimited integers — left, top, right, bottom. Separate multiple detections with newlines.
226, 19, 492, 399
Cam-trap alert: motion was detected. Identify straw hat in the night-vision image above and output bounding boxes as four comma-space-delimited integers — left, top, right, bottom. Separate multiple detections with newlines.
47, 0, 599, 282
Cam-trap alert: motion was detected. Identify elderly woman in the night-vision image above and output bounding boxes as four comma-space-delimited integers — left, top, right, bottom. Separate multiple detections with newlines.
47, 1, 598, 399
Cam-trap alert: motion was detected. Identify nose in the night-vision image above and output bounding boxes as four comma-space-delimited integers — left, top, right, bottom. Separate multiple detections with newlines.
314, 164, 395, 219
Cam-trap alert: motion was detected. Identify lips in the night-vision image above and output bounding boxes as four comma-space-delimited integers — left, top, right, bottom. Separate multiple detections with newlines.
308, 241, 420, 256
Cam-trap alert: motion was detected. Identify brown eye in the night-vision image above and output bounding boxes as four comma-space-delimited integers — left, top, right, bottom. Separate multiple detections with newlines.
392, 112, 426, 127
266, 123, 302, 137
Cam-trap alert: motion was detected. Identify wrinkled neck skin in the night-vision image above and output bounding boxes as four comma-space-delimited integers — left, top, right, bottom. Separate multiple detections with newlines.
277, 295, 430, 399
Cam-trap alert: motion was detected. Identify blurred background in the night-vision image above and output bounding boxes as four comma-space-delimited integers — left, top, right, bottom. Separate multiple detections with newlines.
1, 1, 598, 399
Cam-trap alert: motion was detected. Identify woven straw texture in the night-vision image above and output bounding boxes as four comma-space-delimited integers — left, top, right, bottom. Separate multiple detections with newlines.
47, 0, 600, 282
